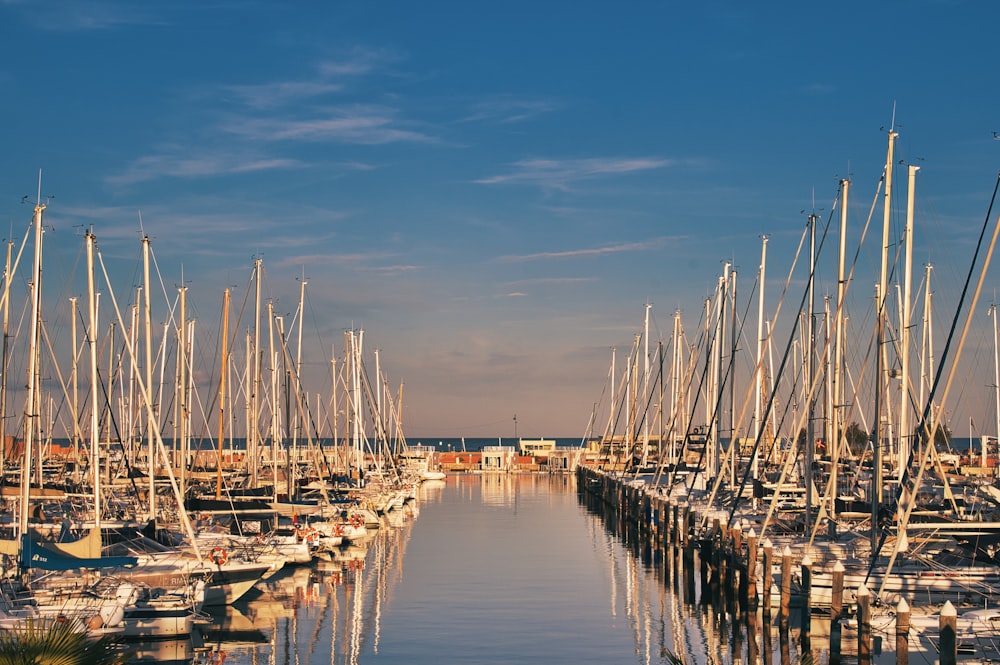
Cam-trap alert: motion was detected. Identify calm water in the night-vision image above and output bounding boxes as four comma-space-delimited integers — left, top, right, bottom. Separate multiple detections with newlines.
127, 474, 824, 665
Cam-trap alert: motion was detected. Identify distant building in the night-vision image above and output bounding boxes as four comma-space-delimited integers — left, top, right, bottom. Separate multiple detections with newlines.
481, 446, 516, 472
518, 438, 557, 458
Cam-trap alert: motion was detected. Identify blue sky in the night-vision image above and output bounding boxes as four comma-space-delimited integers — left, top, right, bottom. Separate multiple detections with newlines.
2, 1, 1000, 440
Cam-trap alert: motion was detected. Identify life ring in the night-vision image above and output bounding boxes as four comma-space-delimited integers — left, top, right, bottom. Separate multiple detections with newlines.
210, 547, 228, 565
350, 515, 363, 528
334, 523, 345, 537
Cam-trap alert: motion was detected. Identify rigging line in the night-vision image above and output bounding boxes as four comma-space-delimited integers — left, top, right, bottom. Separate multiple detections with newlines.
701, 270, 760, 518
94, 242, 204, 562
680, 275, 741, 497
605, 334, 643, 477
728, 187, 839, 527
769, 171, 886, 539
662, 304, 715, 492
870, 170, 1000, 589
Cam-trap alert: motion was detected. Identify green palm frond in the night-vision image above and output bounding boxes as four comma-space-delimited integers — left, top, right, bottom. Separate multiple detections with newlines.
0, 618, 126, 665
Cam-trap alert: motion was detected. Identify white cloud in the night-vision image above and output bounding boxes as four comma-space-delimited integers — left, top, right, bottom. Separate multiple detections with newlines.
498, 237, 678, 263
222, 106, 435, 144
461, 96, 559, 124
476, 157, 671, 189
107, 149, 302, 186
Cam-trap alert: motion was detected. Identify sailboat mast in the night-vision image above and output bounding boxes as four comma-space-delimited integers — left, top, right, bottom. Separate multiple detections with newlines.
142, 236, 156, 521
86, 229, 101, 532
18, 200, 45, 538
216, 288, 229, 500
643, 302, 651, 467
178, 285, 188, 497
267, 303, 279, 501
899, 165, 918, 479
806, 213, 818, 528
872, 128, 897, 548
0, 240, 12, 479
754, 237, 767, 487
831, 179, 849, 520
293, 278, 306, 491
251, 257, 262, 487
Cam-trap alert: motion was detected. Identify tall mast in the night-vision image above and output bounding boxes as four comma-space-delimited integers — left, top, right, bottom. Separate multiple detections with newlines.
806, 212, 818, 528
993, 303, 1000, 461
670, 312, 682, 467
754, 237, 768, 488
69, 297, 79, 473
293, 278, 306, 492
643, 302, 651, 467
267, 303, 279, 501
251, 257, 262, 487
0, 239, 12, 478
177, 284, 188, 497
728, 269, 737, 486
899, 165, 918, 479
831, 179, 849, 520
330, 349, 339, 474
216, 288, 230, 500
86, 230, 101, 532
920, 265, 934, 409
142, 236, 156, 523
873, 127, 897, 552
18, 199, 45, 538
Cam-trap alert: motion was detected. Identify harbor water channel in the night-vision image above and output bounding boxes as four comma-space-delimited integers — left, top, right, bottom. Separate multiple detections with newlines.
127, 473, 896, 665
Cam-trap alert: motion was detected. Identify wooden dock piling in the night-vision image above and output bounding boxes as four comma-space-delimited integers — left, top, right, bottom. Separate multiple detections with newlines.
857, 584, 871, 665
762, 538, 773, 617
799, 553, 812, 648
939, 600, 957, 665
895, 597, 909, 665
779, 545, 791, 626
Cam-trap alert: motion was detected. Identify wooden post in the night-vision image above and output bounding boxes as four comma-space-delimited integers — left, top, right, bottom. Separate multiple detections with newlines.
747, 608, 760, 664
939, 600, 957, 665
800, 554, 812, 647
746, 528, 758, 610
779, 617, 791, 665
830, 560, 845, 618
895, 597, 909, 665
857, 584, 871, 665
762, 537, 773, 617
681, 504, 690, 548
762, 605, 774, 665
666, 500, 674, 548
779, 545, 792, 626
830, 610, 842, 665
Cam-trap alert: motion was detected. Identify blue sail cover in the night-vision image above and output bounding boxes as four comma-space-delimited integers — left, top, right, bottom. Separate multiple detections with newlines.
20, 534, 138, 571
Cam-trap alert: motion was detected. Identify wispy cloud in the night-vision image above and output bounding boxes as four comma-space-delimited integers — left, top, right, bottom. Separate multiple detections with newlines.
225, 81, 345, 110
361, 264, 423, 276
224, 48, 398, 109
222, 105, 435, 144
498, 237, 678, 263
273, 250, 402, 270
802, 83, 836, 95
476, 157, 671, 190
505, 277, 596, 286
5, 0, 167, 30
107, 148, 303, 186
461, 96, 558, 124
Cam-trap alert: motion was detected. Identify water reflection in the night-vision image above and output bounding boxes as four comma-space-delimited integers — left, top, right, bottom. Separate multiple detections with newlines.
122, 475, 907, 665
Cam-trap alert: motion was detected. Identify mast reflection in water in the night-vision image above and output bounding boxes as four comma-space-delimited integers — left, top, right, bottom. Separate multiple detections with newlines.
128, 474, 820, 665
